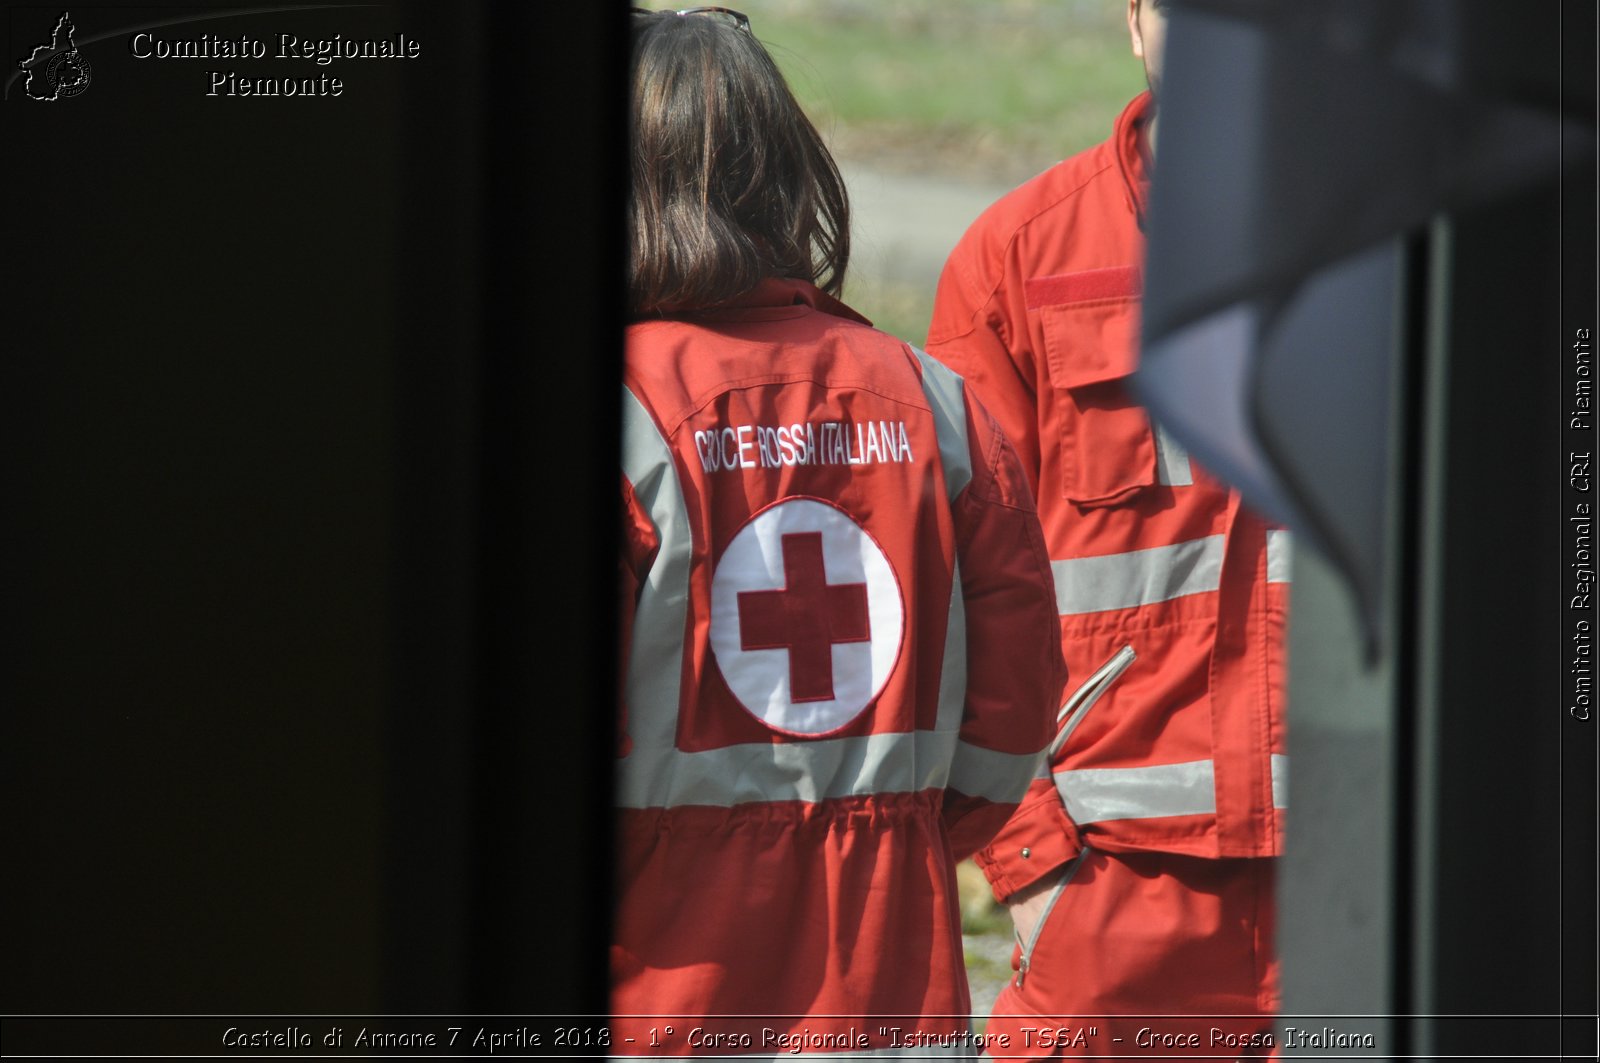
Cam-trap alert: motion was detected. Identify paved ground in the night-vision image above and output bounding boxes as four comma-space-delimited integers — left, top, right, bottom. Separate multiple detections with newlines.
836, 158, 1016, 293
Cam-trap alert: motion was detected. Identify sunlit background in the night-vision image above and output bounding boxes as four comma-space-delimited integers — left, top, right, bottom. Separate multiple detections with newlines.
653, 0, 1150, 1015
735, 0, 1145, 347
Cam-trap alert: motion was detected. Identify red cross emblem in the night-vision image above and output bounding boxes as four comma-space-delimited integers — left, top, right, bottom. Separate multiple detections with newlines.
709, 498, 904, 736
736, 532, 871, 703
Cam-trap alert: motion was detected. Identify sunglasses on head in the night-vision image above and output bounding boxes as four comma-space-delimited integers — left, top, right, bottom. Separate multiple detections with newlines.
632, 7, 752, 33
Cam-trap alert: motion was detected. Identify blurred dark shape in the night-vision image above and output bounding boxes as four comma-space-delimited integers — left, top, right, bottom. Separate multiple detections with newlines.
1132, 3, 1597, 1058
5, 0, 623, 1034
1135, 0, 1592, 650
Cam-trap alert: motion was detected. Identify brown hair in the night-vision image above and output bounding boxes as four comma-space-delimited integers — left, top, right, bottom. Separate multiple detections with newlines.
628, 12, 850, 316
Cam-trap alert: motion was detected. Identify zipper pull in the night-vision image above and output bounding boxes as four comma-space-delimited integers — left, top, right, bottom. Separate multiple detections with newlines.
1050, 644, 1137, 758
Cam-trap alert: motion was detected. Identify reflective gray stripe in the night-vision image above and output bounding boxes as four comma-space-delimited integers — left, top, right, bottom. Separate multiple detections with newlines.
620, 387, 694, 779
1054, 756, 1290, 824
1266, 529, 1293, 584
617, 729, 1037, 809
947, 741, 1044, 804
935, 558, 966, 736
618, 731, 949, 809
1153, 420, 1194, 486
1054, 759, 1217, 824
910, 347, 968, 737
915, 353, 1045, 803
911, 346, 973, 502
1051, 535, 1225, 616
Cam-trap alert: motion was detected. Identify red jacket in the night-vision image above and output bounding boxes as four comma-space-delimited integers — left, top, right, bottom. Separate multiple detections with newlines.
927, 93, 1290, 905
615, 279, 1064, 1051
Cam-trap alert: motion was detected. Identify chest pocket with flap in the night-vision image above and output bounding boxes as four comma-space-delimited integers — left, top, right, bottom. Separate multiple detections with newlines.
1030, 266, 1156, 507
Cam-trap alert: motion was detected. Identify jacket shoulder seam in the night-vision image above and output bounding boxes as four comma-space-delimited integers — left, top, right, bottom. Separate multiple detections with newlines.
952, 157, 1123, 328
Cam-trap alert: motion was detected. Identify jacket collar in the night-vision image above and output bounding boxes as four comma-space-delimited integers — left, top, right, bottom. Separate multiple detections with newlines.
687, 277, 873, 326
1115, 91, 1155, 229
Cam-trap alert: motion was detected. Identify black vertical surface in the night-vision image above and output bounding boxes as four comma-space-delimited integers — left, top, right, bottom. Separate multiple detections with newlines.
1416, 180, 1565, 1052
461, 1, 623, 1013
2, 0, 620, 1023
1141, 2, 1594, 1053
1558, 2, 1600, 1048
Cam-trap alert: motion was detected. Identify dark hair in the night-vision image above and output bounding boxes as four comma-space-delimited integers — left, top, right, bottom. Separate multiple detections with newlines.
628, 13, 850, 315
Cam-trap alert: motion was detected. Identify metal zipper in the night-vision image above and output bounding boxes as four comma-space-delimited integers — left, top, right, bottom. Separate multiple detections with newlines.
1015, 844, 1093, 989
1049, 644, 1136, 758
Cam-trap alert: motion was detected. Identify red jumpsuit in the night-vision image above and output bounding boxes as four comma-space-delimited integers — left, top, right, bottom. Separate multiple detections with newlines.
927, 93, 1288, 1056
615, 278, 1065, 1054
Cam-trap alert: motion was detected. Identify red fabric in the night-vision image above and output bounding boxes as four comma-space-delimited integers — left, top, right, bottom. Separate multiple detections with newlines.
927, 92, 1288, 1045
984, 850, 1279, 1060
616, 477, 657, 760
975, 778, 1082, 903
928, 92, 1289, 882
1024, 266, 1142, 309
615, 278, 1064, 1052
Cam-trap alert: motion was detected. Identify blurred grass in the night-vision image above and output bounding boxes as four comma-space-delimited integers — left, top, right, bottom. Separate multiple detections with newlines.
957, 858, 1009, 936
740, 0, 1146, 185
712, 1, 1148, 344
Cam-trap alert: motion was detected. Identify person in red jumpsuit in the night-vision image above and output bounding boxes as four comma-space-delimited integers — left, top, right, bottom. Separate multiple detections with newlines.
615, 8, 1065, 1054
927, 1, 1288, 1055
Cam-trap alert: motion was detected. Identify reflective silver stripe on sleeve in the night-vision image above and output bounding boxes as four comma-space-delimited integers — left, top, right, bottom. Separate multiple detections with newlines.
1271, 753, 1289, 809
1153, 420, 1194, 486
937, 558, 1045, 803
946, 742, 1045, 805
915, 346, 1045, 802
934, 557, 966, 736
1053, 759, 1217, 824
911, 345, 973, 502
1051, 534, 1225, 616
620, 386, 694, 799
1266, 529, 1293, 584
915, 345, 968, 748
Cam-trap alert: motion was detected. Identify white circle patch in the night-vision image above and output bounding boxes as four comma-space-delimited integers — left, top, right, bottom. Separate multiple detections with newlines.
709, 498, 904, 736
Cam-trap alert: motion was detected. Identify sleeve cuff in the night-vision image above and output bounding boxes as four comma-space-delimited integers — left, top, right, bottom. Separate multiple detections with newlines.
972, 780, 1082, 903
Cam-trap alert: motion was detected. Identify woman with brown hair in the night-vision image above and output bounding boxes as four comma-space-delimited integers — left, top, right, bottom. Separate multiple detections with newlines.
616, 8, 1063, 1051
